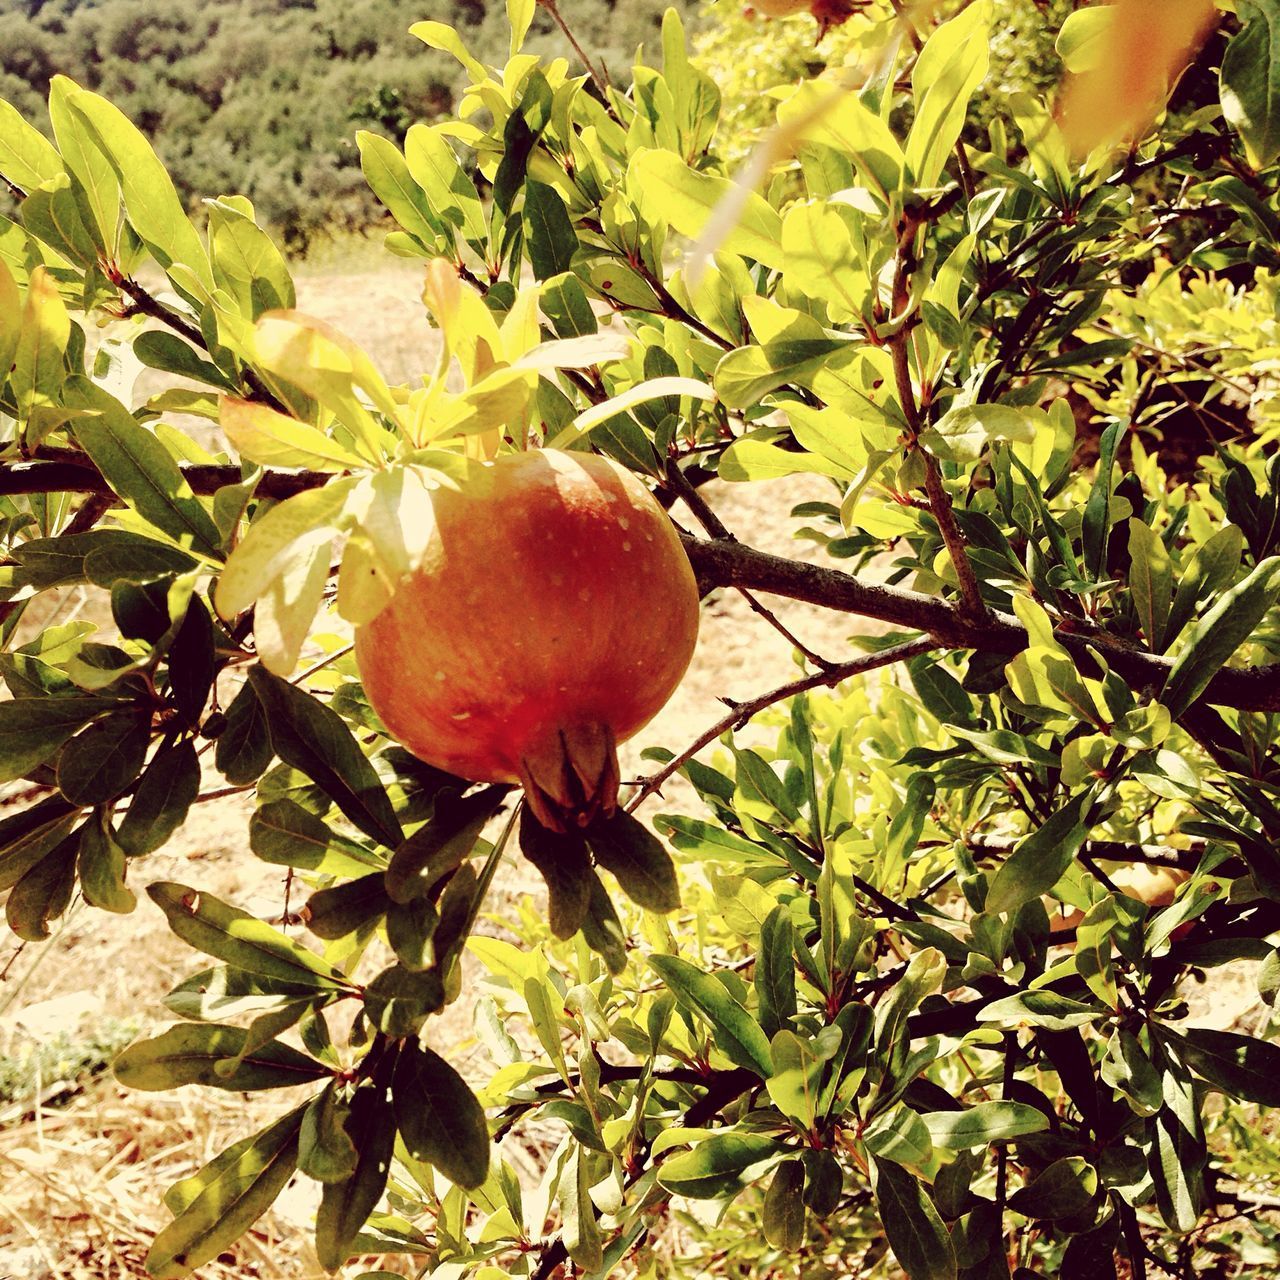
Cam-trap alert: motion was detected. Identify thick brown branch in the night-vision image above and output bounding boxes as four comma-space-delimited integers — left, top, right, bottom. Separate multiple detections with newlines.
684, 536, 1280, 714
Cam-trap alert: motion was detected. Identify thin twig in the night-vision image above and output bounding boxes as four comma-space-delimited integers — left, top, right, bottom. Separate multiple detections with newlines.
538, 0, 617, 119
923, 451, 988, 620
628, 636, 938, 811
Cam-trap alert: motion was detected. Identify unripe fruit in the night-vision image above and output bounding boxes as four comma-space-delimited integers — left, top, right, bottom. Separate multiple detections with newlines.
354, 450, 699, 832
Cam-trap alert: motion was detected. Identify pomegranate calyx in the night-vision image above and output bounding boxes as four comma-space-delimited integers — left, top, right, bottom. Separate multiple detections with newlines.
518, 721, 621, 833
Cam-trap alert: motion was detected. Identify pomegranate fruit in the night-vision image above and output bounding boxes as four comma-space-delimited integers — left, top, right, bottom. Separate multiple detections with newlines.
746, 0, 863, 36
1050, 865, 1193, 934
354, 449, 699, 832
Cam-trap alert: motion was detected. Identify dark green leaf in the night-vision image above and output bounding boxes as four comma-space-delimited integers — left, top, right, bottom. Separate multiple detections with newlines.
299, 1081, 358, 1184
985, 792, 1090, 916
56, 712, 150, 805
304, 872, 391, 941
1221, 0, 1280, 167
1008, 1157, 1098, 1220
523, 179, 576, 280
518, 806, 592, 939
215, 679, 274, 785
755, 904, 797, 1039
1173, 1027, 1280, 1106
116, 739, 200, 855
0, 695, 122, 784
316, 1082, 397, 1269
392, 1041, 489, 1189
649, 953, 774, 1077
763, 1158, 807, 1251
6, 833, 79, 940
1162, 557, 1280, 716
250, 799, 383, 877
585, 808, 680, 912
114, 1024, 329, 1091
870, 1157, 958, 1280
248, 666, 403, 848
580, 869, 627, 974
0, 797, 80, 892
386, 785, 507, 904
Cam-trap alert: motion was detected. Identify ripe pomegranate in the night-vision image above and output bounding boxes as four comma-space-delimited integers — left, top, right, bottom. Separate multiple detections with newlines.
354, 449, 699, 832
1050, 865, 1193, 935
746, 0, 863, 36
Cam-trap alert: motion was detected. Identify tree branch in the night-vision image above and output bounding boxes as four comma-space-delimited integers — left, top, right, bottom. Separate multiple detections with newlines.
628, 636, 939, 811
5, 455, 1280, 713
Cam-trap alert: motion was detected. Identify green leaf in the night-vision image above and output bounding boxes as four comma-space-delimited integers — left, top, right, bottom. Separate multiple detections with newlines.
250, 799, 383, 878
523, 180, 576, 281
905, 0, 991, 189
763, 1158, 807, 1251
221, 397, 365, 472
870, 1157, 958, 1280
7, 835, 79, 941
247, 666, 403, 849
0, 96, 64, 191
649, 954, 774, 1077
864, 1107, 934, 1167
1172, 1027, 1280, 1107
629, 149, 786, 270
977, 990, 1101, 1031
78, 815, 136, 913
64, 378, 220, 556
117, 740, 200, 855
657, 1133, 784, 1199
922, 1102, 1050, 1151
164, 966, 324, 1023
146, 1105, 304, 1279
316, 1082, 398, 1269
64, 85, 212, 291
56, 712, 150, 806
1008, 1156, 1099, 1221
114, 1024, 329, 1092
357, 130, 445, 250
392, 1041, 490, 1189
985, 791, 1090, 917
585, 809, 680, 912
1221, 1, 1280, 168
718, 436, 853, 483
402, 125, 487, 247
580, 870, 627, 974
1162, 557, 1280, 716
0, 695, 122, 784
559, 1145, 603, 1272
755, 905, 797, 1039
148, 881, 351, 988
386, 786, 507, 904
1127, 519, 1172, 651
922, 405, 1038, 465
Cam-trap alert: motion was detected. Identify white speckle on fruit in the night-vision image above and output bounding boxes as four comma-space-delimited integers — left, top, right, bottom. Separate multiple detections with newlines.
578, 587, 591, 602
451, 711, 472, 722
622, 541, 632, 552
618, 516, 630, 531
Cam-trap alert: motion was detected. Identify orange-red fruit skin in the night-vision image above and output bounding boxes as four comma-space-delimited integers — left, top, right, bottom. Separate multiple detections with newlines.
354, 450, 699, 803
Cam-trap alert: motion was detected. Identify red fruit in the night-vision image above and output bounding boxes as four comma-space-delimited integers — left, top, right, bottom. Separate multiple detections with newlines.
354, 450, 699, 832
747, 0, 862, 36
